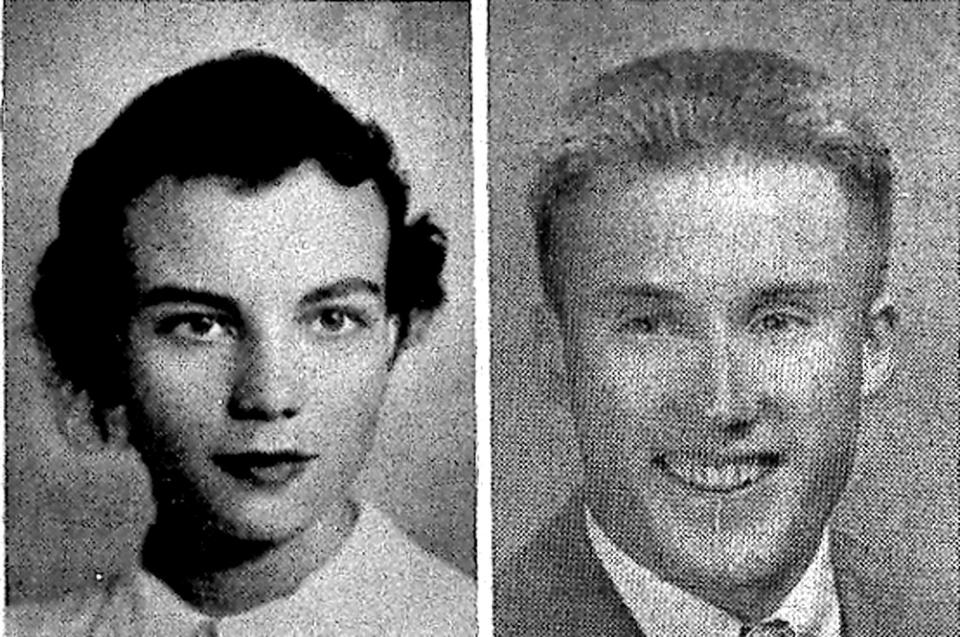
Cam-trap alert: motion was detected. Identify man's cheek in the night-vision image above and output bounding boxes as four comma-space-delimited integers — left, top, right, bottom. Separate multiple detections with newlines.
574, 356, 663, 459
763, 339, 861, 469
760, 333, 845, 406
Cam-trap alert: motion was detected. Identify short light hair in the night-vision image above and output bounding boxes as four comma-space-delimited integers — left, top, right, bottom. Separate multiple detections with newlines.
532, 47, 894, 303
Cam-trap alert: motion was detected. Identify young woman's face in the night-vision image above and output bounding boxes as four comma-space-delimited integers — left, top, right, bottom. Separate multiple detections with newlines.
124, 162, 398, 543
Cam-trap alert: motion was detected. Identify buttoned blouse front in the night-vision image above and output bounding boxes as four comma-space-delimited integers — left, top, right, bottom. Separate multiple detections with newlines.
6, 505, 476, 637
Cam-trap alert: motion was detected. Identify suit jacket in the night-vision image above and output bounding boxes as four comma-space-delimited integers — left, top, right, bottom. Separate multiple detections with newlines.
494, 490, 908, 636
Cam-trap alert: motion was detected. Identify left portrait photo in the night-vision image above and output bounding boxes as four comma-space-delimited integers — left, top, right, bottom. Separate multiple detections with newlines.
3, 2, 475, 634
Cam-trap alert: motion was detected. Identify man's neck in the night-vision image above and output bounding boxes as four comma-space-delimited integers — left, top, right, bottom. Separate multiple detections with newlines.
141, 499, 358, 617
585, 503, 822, 624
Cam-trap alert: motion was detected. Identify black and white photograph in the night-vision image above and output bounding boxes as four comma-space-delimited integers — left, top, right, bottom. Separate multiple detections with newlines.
4, 3, 475, 635
490, 2, 956, 636
4, 1, 958, 636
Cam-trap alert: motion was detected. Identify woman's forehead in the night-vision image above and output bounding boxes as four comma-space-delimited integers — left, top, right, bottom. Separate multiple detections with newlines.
125, 163, 390, 301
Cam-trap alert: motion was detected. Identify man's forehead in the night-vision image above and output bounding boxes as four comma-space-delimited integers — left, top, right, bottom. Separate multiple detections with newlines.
549, 153, 875, 295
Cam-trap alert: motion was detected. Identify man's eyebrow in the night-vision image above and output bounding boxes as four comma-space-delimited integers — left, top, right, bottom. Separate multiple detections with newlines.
751, 281, 834, 302
593, 281, 836, 304
594, 283, 684, 302
300, 278, 384, 305
138, 286, 239, 314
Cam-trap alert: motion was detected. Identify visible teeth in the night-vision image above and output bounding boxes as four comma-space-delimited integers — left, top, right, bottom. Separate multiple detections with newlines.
663, 456, 773, 491
707, 466, 720, 484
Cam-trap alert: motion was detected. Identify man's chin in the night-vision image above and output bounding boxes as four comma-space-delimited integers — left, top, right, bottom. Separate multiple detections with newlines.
591, 466, 790, 582
642, 477, 822, 616
661, 525, 792, 593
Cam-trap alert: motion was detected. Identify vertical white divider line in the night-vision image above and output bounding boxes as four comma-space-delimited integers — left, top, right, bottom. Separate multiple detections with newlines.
0, 10, 8, 606
471, 0, 492, 634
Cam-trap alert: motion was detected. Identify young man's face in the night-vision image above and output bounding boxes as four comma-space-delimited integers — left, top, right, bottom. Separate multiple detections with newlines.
552, 154, 890, 608
124, 161, 398, 543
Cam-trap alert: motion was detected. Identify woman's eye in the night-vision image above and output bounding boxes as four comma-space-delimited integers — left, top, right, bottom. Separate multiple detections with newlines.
311, 308, 367, 336
755, 311, 808, 333
157, 314, 235, 342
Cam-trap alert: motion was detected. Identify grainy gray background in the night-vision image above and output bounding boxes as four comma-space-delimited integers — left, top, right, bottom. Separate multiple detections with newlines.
491, 0, 957, 625
4, 2, 474, 602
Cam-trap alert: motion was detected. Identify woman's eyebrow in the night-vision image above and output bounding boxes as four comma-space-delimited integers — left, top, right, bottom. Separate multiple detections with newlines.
137, 286, 239, 314
300, 278, 384, 305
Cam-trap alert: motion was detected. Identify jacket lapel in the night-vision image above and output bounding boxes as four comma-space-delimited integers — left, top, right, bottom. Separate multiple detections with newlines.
496, 490, 643, 636
500, 494, 921, 636
831, 526, 905, 636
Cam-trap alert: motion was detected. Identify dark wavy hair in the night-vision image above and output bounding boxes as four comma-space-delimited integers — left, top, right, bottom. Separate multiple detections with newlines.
532, 47, 894, 304
32, 50, 446, 414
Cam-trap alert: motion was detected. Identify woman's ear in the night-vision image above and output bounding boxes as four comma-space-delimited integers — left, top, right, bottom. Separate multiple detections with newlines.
56, 389, 100, 451
393, 308, 435, 358
57, 391, 131, 452
861, 288, 898, 400
102, 405, 132, 448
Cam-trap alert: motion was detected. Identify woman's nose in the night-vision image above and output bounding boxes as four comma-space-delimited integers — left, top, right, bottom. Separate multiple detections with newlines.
227, 329, 304, 422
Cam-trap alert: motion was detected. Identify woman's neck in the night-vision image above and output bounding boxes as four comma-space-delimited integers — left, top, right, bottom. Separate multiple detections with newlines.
141, 499, 359, 617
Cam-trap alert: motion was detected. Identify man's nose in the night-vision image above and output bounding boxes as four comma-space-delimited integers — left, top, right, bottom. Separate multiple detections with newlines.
703, 330, 758, 432
228, 328, 304, 422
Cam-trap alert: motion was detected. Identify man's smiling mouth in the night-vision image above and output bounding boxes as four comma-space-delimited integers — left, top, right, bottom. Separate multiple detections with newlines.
655, 453, 782, 492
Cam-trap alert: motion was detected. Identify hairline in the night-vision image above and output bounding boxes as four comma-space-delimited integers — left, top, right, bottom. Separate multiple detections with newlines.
537, 142, 892, 310
532, 47, 894, 309
122, 161, 397, 297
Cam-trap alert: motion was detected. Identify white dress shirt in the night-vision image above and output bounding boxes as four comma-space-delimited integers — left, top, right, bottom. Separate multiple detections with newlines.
7, 504, 476, 636
585, 508, 841, 637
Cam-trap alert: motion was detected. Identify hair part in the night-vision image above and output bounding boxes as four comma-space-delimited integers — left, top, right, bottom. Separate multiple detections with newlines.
32, 50, 446, 417
532, 47, 894, 305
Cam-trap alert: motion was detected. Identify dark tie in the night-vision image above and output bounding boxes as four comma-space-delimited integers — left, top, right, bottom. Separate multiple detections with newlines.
740, 618, 797, 637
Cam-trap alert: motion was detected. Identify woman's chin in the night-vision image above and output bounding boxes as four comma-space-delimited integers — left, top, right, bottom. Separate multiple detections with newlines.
206, 497, 323, 544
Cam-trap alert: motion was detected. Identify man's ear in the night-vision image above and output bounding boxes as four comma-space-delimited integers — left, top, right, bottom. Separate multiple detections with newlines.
861, 288, 897, 400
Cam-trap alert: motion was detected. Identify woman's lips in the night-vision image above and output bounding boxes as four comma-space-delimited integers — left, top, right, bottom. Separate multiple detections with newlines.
655, 452, 783, 493
212, 452, 317, 487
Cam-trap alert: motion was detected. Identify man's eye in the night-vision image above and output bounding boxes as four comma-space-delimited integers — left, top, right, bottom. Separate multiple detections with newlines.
616, 314, 659, 335
157, 314, 235, 342
310, 308, 368, 336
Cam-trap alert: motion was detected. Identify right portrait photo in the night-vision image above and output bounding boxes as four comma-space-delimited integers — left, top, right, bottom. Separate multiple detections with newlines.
490, 3, 957, 636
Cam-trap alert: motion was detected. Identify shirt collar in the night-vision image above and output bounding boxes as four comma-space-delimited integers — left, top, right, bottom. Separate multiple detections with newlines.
136, 502, 390, 635
584, 506, 840, 637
